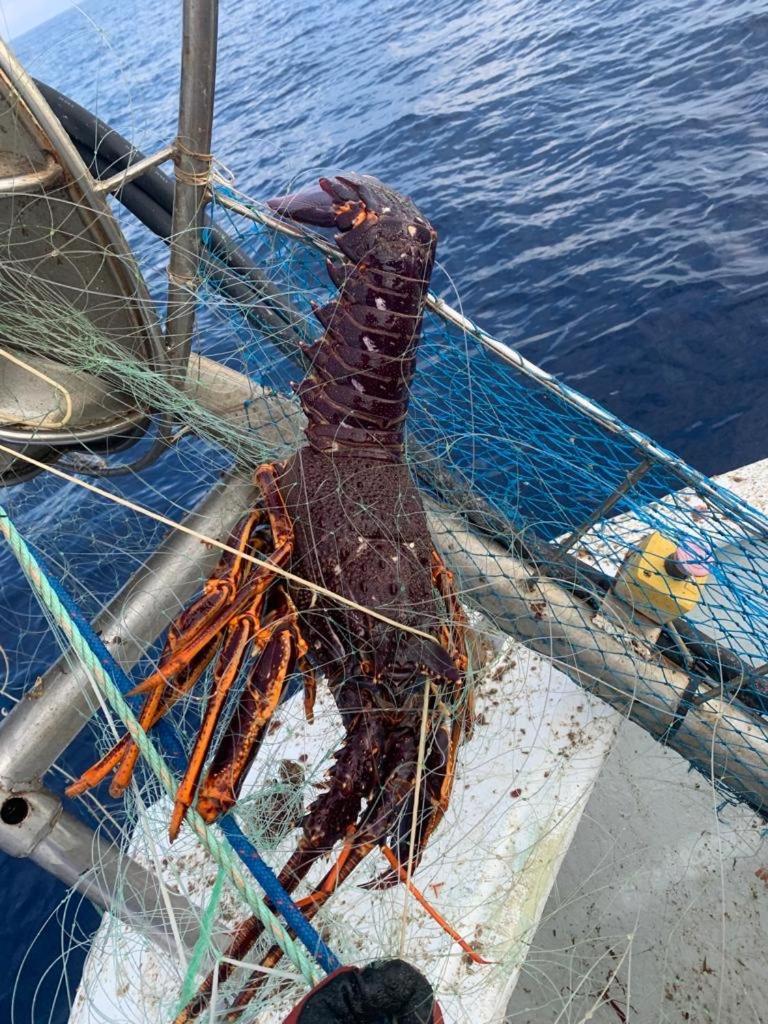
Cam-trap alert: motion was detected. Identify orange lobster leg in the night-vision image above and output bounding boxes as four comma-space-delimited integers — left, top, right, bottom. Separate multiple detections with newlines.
127, 570, 276, 699
109, 645, 222, 798
174, 507, 265, 638
196, 600, 308, 824
167, 464, 296, 839
66, 646, 219, 799
65, 508, 265, 801
380, 845, 490, 964
146, 508, 267, 687
132, 465, 293, 700
169, 606, 263, 841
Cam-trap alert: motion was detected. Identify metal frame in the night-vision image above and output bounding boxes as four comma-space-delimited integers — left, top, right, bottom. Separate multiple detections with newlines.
92, 144, 175, 195
0, 39, 164, 445
0, 0, 218, 459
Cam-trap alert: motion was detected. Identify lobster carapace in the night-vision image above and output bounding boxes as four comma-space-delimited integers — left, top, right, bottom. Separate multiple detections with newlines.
68, 172, 471, 1018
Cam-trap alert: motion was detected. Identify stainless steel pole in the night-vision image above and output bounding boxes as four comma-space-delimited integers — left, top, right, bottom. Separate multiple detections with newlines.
164, 0, 219, 379
0, 782, 206, 953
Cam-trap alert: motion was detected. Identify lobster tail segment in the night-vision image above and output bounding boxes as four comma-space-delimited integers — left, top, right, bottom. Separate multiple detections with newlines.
268, 173, 437, 460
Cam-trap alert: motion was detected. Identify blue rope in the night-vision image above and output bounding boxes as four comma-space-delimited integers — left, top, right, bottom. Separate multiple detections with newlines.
219, 816, 342, 974
30, 535, 340, 976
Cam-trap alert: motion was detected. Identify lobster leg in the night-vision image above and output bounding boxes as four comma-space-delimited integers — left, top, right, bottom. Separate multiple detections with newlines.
140, 508, 269, 691
174, 508, 268, 640
169, 462, 298, 838
111, 646, 227, 799
195, 589, 308, 824
66, 646, 219, 799
169, 601, 265, 840
127, 561, 282, 699
65, 509, 267, 800
67, 464, 293, 810
360, 552, 467, 872
381, 710, 459, 881
131, 463, 294, 702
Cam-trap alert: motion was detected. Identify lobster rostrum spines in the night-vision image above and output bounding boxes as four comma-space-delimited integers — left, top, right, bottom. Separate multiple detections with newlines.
268, 173, 437, 460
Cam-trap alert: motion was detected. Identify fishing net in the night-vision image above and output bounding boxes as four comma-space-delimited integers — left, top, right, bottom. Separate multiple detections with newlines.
204, 184, 768, 800
1, 88, 768, 1024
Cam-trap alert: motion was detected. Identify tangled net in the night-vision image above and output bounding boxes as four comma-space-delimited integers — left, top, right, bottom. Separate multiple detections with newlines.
2, 173, 768, 1024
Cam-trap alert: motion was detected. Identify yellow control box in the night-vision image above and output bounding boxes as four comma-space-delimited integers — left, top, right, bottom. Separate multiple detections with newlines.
612, 531, 710, 625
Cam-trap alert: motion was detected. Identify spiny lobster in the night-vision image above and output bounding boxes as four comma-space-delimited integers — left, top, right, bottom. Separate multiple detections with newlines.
68, 172, 471, 1019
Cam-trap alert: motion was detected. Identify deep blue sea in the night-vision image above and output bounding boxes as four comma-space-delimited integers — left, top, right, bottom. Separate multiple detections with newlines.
2, 0, 768, 1019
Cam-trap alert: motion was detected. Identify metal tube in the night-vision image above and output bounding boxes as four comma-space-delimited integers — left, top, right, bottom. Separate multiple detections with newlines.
0, 783, 208, 953
92, 143, 175, 195
184, 353, 304, 453
0, 467, 255, 787
0, 153, 61, 194
164, 0, 219, 378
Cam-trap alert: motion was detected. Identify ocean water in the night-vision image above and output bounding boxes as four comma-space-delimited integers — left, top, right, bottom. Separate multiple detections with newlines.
2, 0, 768, 1019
